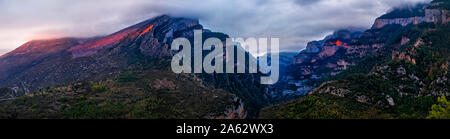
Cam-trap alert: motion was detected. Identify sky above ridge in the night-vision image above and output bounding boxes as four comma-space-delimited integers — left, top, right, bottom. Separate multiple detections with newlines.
0, 0, 431, 56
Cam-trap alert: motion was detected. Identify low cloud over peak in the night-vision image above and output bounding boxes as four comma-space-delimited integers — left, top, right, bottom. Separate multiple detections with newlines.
0, 0, 431, 53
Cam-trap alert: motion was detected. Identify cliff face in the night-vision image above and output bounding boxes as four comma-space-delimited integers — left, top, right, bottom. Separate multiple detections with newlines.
372, 3, 427, 29
269, 29, 363, 103
0, 15, 200, 93
262, 22, 450, 119
261, 0, 450, 119
425, 8, 450, 24
294, 30, 361, 64
372, 1, 450, 29
271, 24, 409, 103
425, 1, 450, 24
372, 17, 425, 29
270, 3, 441, 103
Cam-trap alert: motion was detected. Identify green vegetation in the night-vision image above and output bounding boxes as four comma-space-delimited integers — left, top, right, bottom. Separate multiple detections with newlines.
91, 85, 108, 93
0, 69, 236, 119
260, 94, 392, 119
62, 97, 181, 119
117, 72, 138, 83
262, 22, 450, 119
427, 95, 450, 119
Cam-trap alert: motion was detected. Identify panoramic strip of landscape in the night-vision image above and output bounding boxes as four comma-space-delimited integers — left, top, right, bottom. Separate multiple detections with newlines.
0, 0, 449, 123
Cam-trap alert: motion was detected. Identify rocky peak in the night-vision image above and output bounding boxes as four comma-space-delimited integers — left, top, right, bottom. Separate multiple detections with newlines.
0, 15, 204, 92
372, 3, 427, 29
372, 1, 450, 29
68, 15, 201, 58
2, 38, 81, 58
294, 29, 362, 64
0, 38, 81, 81
267, 29, 362, 102
0, 15, 268, 117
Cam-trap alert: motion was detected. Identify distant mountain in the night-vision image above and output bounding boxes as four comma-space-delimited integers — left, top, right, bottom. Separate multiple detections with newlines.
261, 52, 298, 67
0, 15, 268, 119
268, 29, 363, 103
260, 52, 298, 85
261, 0, 450, 119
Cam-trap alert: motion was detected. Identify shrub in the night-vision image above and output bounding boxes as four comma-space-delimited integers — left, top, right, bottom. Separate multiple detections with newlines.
427, 95, 450, 119
91, 85, 108, 93
117, 72, 138, 82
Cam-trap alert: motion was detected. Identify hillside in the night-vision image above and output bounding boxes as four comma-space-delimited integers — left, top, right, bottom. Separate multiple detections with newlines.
0, 68, 241, 119
0, 15, 268, 119
261, 1, 450, 118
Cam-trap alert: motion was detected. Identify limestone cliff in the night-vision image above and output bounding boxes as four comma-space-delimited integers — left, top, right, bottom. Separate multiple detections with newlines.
425, 1, 450, 24
372, 17, 425, 29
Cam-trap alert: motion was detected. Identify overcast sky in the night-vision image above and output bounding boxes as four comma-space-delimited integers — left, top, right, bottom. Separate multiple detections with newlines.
0, 0, 431, 55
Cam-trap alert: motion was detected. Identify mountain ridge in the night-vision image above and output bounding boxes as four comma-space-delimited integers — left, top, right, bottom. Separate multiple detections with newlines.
0, 14, 268, 118
261, 0, 450, 119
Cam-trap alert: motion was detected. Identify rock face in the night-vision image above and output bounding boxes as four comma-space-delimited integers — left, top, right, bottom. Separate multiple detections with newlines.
294, 30, 361, 64
269, 2, 448, 103
372, 1, 450, 29
269, 29, 363, 103
262, 0, 450, 119
68, 15, 200, 58
372, 17, 425, 29
425, 1, 450, 24
0, 15, 202, 93
372, 3, 427, 29
425, 8, 450, 24
0, 38, 82, 84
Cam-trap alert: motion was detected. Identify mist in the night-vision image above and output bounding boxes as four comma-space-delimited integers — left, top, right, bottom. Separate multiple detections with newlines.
0, 0, 431, 55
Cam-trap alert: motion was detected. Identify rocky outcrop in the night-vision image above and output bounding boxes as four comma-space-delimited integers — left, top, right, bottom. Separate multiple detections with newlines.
425, 0, 450, 23
372, 17, 425, 29
222, 97, 247, 119
68, 15, 200, 58
0, 38, 82, 82
269, 29, 362, 103
261, 0, 450, 119
0, 15, 203, 93
294, 29, 361, 64
425, 8, 450, 24
371, 3, 427, 28
271, 3, 431, 103
372, 1, 450, 29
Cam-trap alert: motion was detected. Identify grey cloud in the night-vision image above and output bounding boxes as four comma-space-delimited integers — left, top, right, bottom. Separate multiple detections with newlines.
0, 0, 432, 55
294, 0, 323, 6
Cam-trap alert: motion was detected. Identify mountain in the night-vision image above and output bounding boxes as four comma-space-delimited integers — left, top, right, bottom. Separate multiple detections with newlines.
2, 0, 449, 119
268, 29, 363, 103
260, 52, 298, 75
373, 1, 450, 29
372, 3, 427, 29
0, 15, 268, 119
261, 0, 450, 119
